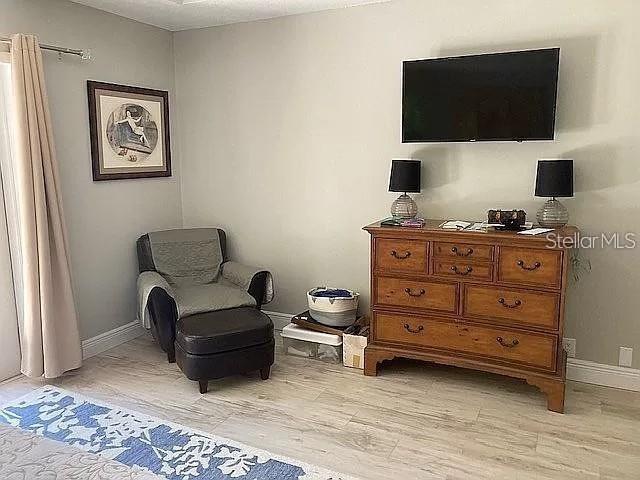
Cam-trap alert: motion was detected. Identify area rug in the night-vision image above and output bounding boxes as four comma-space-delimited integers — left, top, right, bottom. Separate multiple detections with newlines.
0, 386, 353, 480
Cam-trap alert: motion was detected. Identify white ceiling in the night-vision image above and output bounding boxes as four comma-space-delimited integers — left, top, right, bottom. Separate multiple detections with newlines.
68, 0, 391, 31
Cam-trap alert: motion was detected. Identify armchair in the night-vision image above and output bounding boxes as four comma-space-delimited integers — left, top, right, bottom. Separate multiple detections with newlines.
136, 228, 273, 362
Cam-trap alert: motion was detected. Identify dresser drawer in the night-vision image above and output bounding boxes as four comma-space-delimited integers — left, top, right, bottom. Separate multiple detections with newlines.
432, 259, 493, 281
433, 241, 494, 261
498, 247, 562, 288
463, 285, 560, 330
375, 239, 428, 274
375, 277, 457, 314
374, 312, 557, 371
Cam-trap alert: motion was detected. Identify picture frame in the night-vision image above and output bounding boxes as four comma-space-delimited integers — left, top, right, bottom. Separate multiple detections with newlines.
87, 81, 171, 181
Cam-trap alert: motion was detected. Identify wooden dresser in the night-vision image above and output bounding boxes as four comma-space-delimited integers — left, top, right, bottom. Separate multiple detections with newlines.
363, 219, 577, 413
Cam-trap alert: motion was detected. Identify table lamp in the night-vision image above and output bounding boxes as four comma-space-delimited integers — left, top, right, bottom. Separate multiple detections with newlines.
389, 159, 421, 219
535, 159, 573, 228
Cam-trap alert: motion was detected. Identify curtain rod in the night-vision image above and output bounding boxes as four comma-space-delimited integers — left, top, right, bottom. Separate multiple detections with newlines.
0, 36, 91, 60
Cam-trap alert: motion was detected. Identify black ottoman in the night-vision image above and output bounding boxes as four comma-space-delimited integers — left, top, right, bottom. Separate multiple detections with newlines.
175, 307, 275, 393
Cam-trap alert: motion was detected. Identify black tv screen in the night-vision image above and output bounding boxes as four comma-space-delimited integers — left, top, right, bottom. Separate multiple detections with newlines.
402, 48, 560, 142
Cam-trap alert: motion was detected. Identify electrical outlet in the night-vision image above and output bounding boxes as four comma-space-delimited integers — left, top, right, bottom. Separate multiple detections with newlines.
619, 347, 633, 367
563, 338, 576, 358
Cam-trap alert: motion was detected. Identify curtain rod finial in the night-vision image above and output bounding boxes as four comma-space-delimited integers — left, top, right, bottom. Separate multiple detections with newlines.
81, 49, 92, 61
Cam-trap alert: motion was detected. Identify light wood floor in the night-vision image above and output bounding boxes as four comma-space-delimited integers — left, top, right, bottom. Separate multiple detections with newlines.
1, 334, 639, 480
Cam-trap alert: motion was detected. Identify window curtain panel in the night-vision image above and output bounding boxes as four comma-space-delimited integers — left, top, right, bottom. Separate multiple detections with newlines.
9, 34, 81, 378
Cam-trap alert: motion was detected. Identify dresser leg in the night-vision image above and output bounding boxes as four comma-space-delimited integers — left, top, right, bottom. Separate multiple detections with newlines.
363, 346, 396, 376
526, 376, 565, 413
364, 353, 379, 376
544, 381, 565, 413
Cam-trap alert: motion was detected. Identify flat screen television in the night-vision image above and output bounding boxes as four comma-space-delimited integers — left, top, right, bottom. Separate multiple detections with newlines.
402, 48, 560, 143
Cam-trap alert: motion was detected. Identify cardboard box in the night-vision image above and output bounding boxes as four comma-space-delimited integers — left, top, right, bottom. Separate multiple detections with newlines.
343, 333, 368, 369
342, 316, 369, 369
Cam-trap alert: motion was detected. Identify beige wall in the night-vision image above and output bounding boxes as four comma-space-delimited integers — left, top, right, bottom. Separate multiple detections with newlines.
1, 0, 182, 340
174, 0, 640, 368
3, 0, 638, 368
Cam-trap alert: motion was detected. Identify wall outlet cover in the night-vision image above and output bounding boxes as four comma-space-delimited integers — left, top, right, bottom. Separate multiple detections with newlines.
563, 338, 577, 358
619, 347, 633, 367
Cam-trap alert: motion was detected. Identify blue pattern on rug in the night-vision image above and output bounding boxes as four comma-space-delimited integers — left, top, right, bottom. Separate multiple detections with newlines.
0, 387, 348, 480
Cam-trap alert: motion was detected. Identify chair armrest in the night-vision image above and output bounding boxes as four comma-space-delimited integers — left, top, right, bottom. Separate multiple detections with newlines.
136, 234, 155, 273
147, 287, 178, 361
221, 261, 274, 308
137, 271, 178, 361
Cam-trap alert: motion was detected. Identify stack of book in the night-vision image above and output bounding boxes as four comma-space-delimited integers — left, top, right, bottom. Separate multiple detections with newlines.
380, 217, 426, 228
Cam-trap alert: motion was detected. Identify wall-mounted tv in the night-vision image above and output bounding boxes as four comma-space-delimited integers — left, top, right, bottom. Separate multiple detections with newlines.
402, 48, 560, 143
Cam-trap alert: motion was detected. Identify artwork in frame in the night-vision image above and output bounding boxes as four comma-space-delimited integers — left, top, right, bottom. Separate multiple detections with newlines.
87, 81, 171, 181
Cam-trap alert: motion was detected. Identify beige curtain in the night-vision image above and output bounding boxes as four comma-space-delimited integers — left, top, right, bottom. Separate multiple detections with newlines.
10, 34, 82, 378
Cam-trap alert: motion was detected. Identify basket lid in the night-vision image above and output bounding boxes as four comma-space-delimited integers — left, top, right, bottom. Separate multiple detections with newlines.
281, 323, 343, 346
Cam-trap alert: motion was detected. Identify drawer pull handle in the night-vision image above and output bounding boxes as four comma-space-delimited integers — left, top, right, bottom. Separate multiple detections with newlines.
517, 260, 541, 271
496, 336, 520, 348
451, 265, 473, 276
404, 324, 424, 334
404, 288, 426, 297
390, 250, 411, 260
451, 246, 474, 257
498, 298, 522, 308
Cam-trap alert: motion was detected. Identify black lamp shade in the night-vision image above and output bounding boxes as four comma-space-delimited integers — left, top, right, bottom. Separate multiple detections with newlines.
535, 159, 573, 198
389, 160, 421, 193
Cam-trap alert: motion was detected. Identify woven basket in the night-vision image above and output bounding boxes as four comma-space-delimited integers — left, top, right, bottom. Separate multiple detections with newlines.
307, 287, 359, 327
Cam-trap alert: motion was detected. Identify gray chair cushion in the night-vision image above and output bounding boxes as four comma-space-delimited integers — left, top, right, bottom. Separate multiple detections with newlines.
137, 230, 227, 273
174, 283, 256, 319
148, 229, 224, 286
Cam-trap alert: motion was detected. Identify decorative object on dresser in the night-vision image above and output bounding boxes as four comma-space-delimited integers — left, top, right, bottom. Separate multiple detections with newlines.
535, 159, 574, 227
487, 209, 527, 231
389, 159, 421, 219
363, 219, 577, 413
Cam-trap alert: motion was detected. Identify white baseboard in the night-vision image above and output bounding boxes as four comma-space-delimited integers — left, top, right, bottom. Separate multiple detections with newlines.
567, 358, 640, 392
81, 312, 640, 392
262, 310, 292, 331
82, 312, 286, 361
82, 321, 145, 359
262, 310, 640, 392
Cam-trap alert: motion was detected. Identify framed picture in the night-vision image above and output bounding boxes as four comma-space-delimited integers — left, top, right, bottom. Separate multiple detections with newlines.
87, 81, 171, 181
